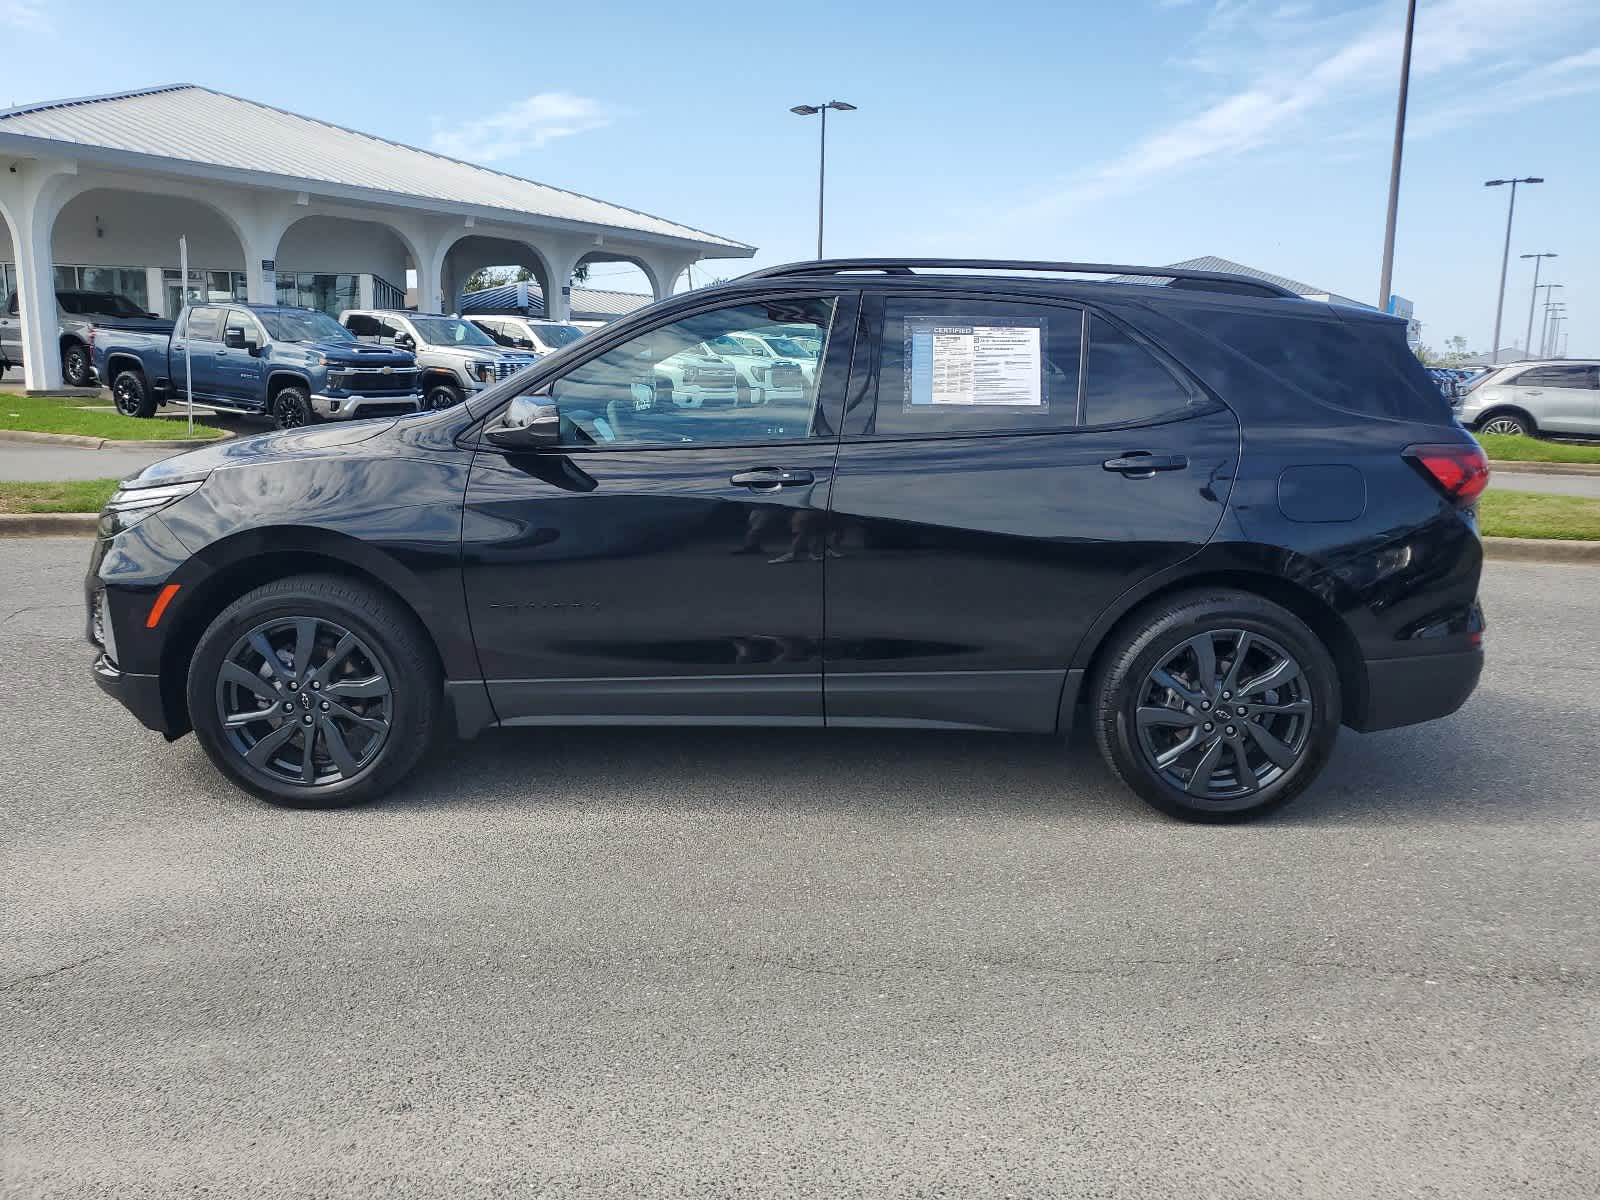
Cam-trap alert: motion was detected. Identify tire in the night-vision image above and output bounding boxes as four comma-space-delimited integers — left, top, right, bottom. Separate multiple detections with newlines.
186, 574, 441, 808
426, 380, 464, 411
62, 342, 91, 388
111, 368, 157, 418
1476, 410, 1532, 438
272, 385, 316, 430
1091, 589, 1341, 823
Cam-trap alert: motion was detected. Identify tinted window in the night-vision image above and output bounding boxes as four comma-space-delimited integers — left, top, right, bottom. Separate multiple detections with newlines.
186, 308, 223, 341
1513, 365, 1596, 389
547, 298, 836, 447
411, 317, 494, 347
1084, 316, 1198, 425
344, 314, 382, 338
865, 297, 1082, 436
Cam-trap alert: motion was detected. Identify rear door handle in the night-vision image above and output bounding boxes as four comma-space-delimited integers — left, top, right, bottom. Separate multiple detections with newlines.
730, 467, 815, 489
1103, 453, 1188, 476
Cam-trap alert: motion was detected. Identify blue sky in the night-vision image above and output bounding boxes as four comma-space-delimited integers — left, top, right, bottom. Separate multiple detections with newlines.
2, 0, 1595, 355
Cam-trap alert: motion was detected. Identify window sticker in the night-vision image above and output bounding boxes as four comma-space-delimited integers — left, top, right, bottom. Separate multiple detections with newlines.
905, 316, 1046, 410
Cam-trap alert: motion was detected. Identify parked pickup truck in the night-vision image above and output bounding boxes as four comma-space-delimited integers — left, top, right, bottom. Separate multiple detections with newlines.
340, 310, 535, 410
1, 289, 169, 386
91, 303, 421, 428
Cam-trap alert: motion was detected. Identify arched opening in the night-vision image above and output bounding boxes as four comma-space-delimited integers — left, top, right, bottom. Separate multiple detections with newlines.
572, 253, 658, 316
51, 187, 248, 319
438, 235, 556, 316
274, 214, 418, 316
0, 199, 19, 384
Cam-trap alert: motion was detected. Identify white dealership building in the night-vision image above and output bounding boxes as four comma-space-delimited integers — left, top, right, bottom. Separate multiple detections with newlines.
0, 84, 753, 391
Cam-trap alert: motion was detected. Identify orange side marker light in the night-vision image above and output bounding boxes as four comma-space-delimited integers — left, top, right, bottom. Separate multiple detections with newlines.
146, 583, 181, 629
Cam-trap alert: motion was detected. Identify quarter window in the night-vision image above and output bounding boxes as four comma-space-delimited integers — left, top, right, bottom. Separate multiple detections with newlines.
863, 297, 1083, 436
544, 298, 837, 447
1083, 316, 1198, 426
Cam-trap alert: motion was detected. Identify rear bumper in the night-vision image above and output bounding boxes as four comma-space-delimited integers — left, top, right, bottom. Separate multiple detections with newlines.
92, 652, 174, 736
1352, 647, 1484, 732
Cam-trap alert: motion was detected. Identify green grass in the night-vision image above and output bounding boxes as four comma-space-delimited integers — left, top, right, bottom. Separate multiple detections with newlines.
0, 392, 223, 441
0, 478, 119, 514
1476, 433, 1600, 465
1478, 489, 1600, 541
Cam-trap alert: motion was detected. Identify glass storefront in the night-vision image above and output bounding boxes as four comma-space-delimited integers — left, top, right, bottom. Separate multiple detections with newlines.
163, 268, 247, 316
275, 272, 360, 317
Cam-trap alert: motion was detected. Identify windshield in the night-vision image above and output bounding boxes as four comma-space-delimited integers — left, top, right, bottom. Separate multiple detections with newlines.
704, 334, 751, 357
411, 317, 494, 347
533, 323, 585, 348
763, 336, 816, 358
258, 309, 355, 343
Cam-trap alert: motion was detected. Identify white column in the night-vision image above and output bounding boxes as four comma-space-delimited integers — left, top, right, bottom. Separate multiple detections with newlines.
144, 266, 166, 316
1, 162, 76, 393
532, 241, 584, 322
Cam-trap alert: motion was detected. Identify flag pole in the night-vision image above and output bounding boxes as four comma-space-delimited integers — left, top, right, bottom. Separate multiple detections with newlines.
179, 236, 194, 435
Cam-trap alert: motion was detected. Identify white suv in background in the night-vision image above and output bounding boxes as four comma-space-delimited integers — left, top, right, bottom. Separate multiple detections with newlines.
1459, 360, 1600, 437
697, 332, 809, 405
468, 315, 587, 358
341, 310, 536, 409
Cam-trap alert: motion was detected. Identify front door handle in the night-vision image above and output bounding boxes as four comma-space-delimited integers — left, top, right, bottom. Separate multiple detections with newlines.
730, 467, 815, 489
1103, 453, 1188, 476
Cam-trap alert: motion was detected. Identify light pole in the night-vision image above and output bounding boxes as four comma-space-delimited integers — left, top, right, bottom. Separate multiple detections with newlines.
1378, 0, 1417, 312
1538, 287, 1563, 356
790, 100, 856, 259
1521, 252, 1556, 358
1485, 176, 1543, 362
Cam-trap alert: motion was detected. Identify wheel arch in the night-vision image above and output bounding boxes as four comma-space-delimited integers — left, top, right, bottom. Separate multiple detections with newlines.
157, 529, 454, 737
266, 370, 312, 403
1473, 405, 1537, 434
1074, 565, 1367, 727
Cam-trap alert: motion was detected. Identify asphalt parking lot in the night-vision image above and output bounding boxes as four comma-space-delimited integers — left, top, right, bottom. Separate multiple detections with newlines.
2, 538, 1596, 1199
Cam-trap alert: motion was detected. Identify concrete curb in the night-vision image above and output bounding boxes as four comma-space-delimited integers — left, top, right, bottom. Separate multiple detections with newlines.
1482, 536, 1600, 564
0, 513, 100, 537
1491, 460, 1600, 477
0, 428, 227, 450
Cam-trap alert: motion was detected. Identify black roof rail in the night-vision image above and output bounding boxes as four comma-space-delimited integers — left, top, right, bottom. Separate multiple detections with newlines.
736, 258, 1301, 299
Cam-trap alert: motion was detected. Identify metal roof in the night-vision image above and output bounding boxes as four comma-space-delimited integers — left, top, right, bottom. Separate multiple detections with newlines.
458, 280, 652, 321
0, 84, 749, 251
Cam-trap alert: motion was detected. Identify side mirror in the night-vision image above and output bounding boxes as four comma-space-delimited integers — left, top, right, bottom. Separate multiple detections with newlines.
224, 327, 247, 350
486, 392, 561, 450
393, 332, 415, 350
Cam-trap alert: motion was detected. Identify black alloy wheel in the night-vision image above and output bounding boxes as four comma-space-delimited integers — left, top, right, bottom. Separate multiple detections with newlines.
1134, 629, 1311, 802
273, 387, 312, 430
1092, 590, 1340, 822
112, 369, 156, 418
215, 616, 393, 789
62, 343, 91, 387
426, 381, 463, 411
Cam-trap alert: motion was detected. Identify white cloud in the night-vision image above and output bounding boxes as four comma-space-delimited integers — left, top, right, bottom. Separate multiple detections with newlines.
428, 92, 613, 164
999, 0, 1597, 227
0, 0, 51, 33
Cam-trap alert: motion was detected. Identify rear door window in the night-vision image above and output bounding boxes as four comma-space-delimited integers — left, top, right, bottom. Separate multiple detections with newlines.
855, 296, 1083, 437
1513, 365, 1597, 389
186, 308, 223, 342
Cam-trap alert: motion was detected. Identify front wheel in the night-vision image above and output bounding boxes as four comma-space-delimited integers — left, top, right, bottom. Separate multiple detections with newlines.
272, 386, 316, 430
62, 342, 91, 388
426, 381, 464, 411
111, 369, 157, 418
1091, 590, 1341, 822
187, 575, 441, 807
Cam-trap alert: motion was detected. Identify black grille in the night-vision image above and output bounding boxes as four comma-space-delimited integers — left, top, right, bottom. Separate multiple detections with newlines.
338, 369, 418, 395
348, 401, 418, 418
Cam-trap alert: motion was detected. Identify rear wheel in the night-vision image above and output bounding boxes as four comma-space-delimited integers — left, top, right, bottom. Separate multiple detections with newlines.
62, 342, 91, 388
111, 369, 157, 418
1477, 411, 1532, 437
187, 575, 440, 808
1091, 590, 1340, 822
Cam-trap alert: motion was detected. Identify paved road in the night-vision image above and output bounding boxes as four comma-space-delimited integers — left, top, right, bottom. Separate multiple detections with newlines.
1493, 469, 1600, 499
0, 443, 184, 482
1, 540, 1596, 1199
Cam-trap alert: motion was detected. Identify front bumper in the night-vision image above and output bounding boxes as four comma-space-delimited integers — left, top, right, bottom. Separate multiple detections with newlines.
1352, 647, 1484, 732
92, 652, 173, 736
310, 391, 422, 419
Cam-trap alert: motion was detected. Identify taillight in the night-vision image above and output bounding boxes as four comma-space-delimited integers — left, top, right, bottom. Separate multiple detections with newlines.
1404, 443, 1490, 506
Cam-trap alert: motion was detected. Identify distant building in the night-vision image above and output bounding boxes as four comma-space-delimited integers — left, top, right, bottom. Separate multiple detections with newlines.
450, 278, 654, 326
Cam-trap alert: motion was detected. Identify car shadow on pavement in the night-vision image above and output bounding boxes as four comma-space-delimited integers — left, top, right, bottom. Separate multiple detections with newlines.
371, 683, 1563, 829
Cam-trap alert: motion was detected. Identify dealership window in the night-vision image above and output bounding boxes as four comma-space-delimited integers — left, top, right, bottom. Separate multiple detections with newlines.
276, 272, 359, 318
0, 263, 10, 302
47, 264, 151, 312
164, 268, 246, 316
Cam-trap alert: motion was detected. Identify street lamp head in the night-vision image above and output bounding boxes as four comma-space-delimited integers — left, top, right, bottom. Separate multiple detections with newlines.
1520, 252, 1558, 260
790, 105, 821, 116
825, 101, 858, 112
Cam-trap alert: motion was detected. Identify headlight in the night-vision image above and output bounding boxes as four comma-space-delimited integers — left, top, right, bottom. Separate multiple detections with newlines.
103, 476, 207, 533
474, 362, 494, 383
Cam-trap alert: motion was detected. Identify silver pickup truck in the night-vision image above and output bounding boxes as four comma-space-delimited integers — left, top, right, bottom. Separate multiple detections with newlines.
340, 310, 536, 409
0, 289, 168, 386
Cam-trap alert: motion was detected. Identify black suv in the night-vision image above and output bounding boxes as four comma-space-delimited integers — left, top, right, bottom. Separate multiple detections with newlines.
87, 259, 1488, 821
